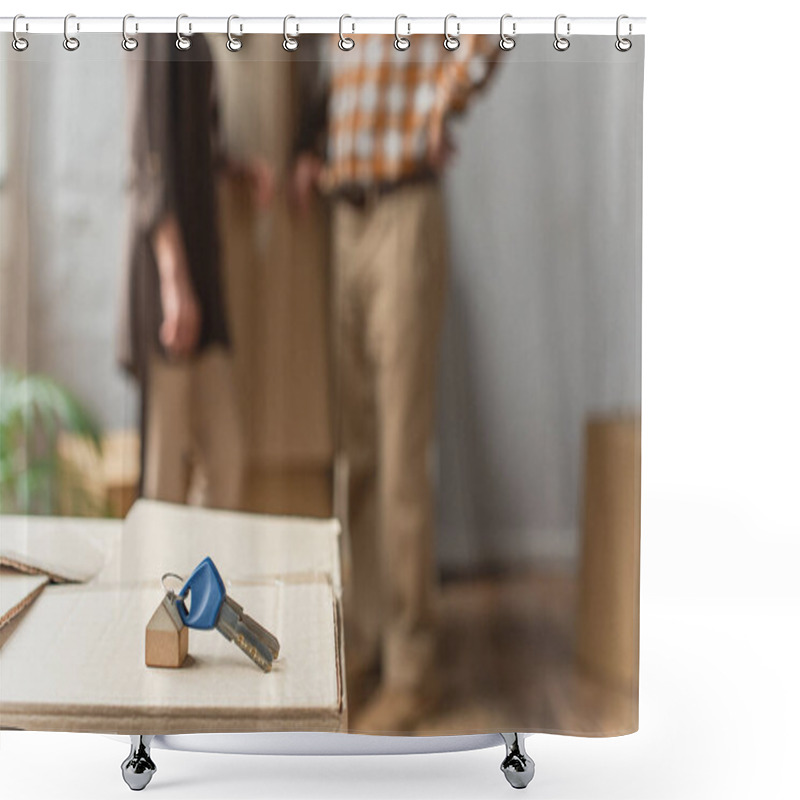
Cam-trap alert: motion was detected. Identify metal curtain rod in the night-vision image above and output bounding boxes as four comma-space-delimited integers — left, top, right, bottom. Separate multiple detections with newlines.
0, 16, 646, 36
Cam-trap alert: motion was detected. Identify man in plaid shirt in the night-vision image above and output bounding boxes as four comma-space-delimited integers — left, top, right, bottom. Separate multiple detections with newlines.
294, 34, 497, 732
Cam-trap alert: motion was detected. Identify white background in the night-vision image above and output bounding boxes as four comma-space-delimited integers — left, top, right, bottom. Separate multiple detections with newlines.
1, 1, 798, 798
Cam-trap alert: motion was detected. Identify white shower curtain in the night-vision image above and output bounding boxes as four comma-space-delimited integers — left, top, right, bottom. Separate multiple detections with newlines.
0, 23, 643, 740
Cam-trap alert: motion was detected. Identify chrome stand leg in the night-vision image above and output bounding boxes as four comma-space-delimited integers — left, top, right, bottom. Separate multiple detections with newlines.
121, 735, 156, 791
500, 733, 535, 789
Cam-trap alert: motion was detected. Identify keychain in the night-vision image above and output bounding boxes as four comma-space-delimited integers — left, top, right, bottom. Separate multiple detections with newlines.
145, 558, 280, 673
144, 573, 189, 668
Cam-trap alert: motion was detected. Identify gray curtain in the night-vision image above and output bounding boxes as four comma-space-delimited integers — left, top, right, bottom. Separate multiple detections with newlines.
437, 36, 643, 569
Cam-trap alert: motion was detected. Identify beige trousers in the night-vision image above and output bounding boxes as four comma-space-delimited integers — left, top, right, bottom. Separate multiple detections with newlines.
333, 183, 448, 691
144, 346, 245, 510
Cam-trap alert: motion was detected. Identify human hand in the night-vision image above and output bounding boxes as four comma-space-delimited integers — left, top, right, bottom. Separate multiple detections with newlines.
289, 153, 323, 217
159, 273, 201, 358
153, 215, 202, 358
224, 156, 276, 210
428, 122, 457, 173
246, 156, 276, 210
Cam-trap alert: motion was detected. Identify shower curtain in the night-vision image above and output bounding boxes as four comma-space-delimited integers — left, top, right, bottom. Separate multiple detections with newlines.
0, 24, 643, 738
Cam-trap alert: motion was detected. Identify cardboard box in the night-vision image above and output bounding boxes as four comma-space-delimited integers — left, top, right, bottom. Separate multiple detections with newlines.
57, 430, 140, 518
0, 501, 345, 733
0, 580, 343, 733
576, 416, 641, 694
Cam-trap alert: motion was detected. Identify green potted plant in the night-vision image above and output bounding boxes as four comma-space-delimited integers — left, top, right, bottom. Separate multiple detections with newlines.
0, 368, 102, 515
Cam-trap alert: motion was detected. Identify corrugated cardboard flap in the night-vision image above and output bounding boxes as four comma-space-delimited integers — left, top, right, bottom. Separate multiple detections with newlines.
0, 579, 343, 733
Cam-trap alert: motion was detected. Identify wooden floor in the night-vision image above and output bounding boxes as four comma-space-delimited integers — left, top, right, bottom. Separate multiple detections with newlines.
349, 568, 638, 737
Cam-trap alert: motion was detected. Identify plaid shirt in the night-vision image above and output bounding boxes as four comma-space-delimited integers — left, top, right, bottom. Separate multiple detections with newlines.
319, 35, 497, 190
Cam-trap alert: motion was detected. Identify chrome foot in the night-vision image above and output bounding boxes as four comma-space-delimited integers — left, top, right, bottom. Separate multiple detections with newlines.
500, 733, 535, 789
121, 735, 156, 791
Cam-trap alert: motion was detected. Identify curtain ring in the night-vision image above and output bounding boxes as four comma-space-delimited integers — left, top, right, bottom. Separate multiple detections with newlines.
394, 15, 410, 51
283, 15, 299, 51
175, 14, 192, 51
615, 14, 632, 52
443, 14, 460, 51
338, 14, 355, 51
227, 15, 243, 52
121, 14, 138, 52
63, 13, 80, 51
12, 15, 29, 52
553, 14, 571, 51
499, 14, 516, 51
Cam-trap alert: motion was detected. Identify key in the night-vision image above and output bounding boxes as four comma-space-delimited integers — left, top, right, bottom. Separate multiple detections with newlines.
176, 557, 280, 673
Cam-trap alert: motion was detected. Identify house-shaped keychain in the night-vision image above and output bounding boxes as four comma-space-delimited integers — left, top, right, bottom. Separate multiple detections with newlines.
145, 596, 188, 668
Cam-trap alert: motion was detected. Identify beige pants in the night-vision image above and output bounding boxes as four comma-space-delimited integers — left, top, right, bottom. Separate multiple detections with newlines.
333, 183, 448, 691
144, 346, 245, 510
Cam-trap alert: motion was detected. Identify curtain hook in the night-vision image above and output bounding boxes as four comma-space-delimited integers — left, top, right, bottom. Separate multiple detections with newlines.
227, 15, 243, 52
12, 15, 29, 52
615, 14, 632, 52
175, 14, 192, 51
443, 14, 460, 51
63, 13, 80, 51
122, 14, 138, 52
499, 14, 516, 51
283, 15, 299, 51
338, 15, 355, 51
553, 14, 571, 52
394, 15, 410, 51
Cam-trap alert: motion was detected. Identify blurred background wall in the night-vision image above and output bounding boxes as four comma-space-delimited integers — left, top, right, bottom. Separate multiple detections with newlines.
437, 39, 642, 569
0, 44, 135, 431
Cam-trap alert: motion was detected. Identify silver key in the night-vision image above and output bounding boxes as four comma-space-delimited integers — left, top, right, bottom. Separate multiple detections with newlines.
169, 560, 281, 674
215, 595, 280, 673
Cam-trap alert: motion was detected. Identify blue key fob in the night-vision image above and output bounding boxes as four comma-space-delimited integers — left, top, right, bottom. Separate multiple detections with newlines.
177, 557, 226, 629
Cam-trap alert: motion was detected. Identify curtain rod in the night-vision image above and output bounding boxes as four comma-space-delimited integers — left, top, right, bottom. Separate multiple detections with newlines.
0, 16, 646, 37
